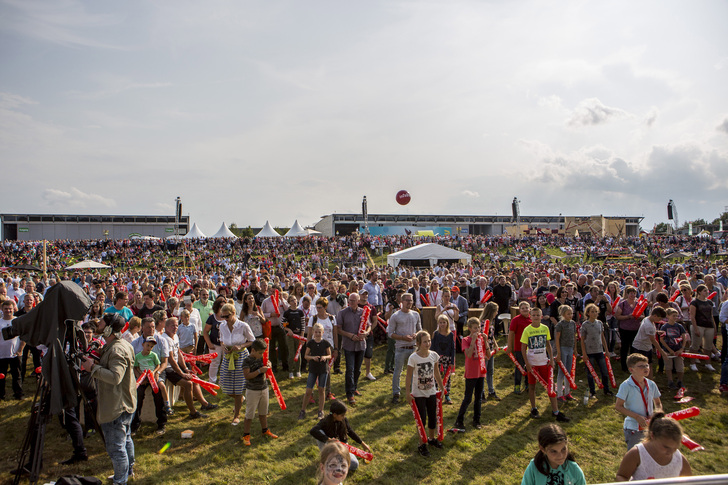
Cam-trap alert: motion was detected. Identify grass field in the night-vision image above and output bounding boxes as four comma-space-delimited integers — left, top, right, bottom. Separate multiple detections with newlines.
1, 340, 726, 485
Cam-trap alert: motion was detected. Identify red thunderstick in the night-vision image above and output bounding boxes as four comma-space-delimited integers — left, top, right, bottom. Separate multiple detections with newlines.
263, 337, 287, 410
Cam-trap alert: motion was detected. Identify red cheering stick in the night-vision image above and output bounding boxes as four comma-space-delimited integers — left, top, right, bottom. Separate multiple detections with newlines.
631, 299, 648, 318
410, 398, 428, 445
436, 391, 445, 442
476, 335, 487, 375
681, 434, 704, 452
294, 340, 305, 362
376, 316, 388, 332
442, 365, 454, 395
189, 362, 202, 375
263, 338, 287, 410
610, 296, 621, 312
680, 352, 709, 360
36, 366, 43, 375
121, 322, 129, 334
665, 406, 700, 421
548, 365, 556, 397
584, 358, 604, 389
530, 367, 556, 398
359, 306, 371, 334
272, 290, 281, 318
146, 370, 160, 393
557, 360, 578, 390
570, 355, 576, 381
507, 351, 527, 376
707, 291, 717, 301
604, 353, 617, 388
135, 371, 147, 388
669, 289, 680, 302
420, 293, 430, 306
342, 442, 374, 462
480, 290, 492, 304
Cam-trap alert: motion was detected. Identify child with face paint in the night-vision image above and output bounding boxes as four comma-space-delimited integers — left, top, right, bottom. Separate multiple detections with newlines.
615, 413, 692, 481
521, 424, 585, 485
317, 441, 350, 485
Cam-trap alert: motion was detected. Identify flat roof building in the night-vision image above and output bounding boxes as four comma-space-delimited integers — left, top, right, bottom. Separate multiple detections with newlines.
1, 214, 189, 241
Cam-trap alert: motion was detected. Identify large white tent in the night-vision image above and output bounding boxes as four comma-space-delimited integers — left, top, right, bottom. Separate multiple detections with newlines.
284, 220, 308, 237
255, 221, 282, 238
212, 222, 237, 238
386, 243, 472, 267
183, 223, 206, 238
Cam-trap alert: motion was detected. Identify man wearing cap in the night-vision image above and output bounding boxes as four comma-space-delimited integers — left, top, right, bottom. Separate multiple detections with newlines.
451, 286, 469, 352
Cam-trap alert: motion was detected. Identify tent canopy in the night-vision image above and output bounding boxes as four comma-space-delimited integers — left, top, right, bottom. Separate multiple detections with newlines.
386, 243, 472, 267
285, 220, 308, 237
255, 221, 281, 238
184, 223, 206, 239
212, 222, 237, 238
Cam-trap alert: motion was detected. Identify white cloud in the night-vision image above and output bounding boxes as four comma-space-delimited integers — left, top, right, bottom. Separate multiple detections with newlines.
566, 98, 632, 127
718, 119, 728, 134
42, 187, 116, 209
462, 190, 480, 198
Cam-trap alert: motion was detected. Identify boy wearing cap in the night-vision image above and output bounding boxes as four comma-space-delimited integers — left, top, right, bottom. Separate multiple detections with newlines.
132, 336, 167, 435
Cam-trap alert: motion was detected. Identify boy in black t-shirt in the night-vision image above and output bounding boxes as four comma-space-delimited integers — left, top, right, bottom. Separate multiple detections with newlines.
241, 339, 278, 446
283, 295, 306, 377
299, 323, 332, 420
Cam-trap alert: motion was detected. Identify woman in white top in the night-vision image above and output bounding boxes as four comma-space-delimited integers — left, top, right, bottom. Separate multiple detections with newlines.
615, 413, 691, 481
218, 303, 255, 425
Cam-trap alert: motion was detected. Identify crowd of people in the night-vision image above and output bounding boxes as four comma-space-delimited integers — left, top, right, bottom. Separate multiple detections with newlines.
1, 232, 726, 483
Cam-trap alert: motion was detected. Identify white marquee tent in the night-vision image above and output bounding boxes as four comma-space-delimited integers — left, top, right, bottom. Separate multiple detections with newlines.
255, 221, 282, 238
386, 243, 472, 267
212, 222, 237, 238
285, 220, 308, 237
183, 223, 206, 239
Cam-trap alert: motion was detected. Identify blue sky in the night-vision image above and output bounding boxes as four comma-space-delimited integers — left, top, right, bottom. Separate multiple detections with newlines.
1, 0, 727, 235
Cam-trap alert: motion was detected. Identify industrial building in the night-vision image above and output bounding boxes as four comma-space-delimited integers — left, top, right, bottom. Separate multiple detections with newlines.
314, 213, 643, 238
1, 214, 189, 241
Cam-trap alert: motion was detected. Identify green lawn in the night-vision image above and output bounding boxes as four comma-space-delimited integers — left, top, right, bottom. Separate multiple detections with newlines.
1, 342, 726, 484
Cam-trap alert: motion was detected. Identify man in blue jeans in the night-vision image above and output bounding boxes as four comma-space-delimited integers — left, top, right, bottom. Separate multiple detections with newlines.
82, 313, 137, 485
387, 293, 422, 403
336, 292, 371, 405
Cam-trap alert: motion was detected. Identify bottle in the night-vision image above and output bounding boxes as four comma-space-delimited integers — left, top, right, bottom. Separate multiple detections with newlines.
583, 389, 589, 406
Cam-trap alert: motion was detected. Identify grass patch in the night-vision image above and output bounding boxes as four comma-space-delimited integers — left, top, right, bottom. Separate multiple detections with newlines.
1, 340, 725, 484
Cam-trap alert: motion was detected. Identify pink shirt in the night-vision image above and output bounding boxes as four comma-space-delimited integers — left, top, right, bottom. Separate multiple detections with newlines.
462, 336, 486, 379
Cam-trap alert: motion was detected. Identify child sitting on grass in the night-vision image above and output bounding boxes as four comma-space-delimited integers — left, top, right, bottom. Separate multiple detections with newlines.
405, 330, 445, 457
521, 424, 585, 485
241, 339, 278, 446
299, 323, 332, 420
521, 308, 569, 422
310, 400, 371, 474
615, 353, 662, 450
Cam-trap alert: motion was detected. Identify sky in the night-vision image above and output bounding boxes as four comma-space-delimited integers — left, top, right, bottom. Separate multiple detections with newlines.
1, 0, 727, 236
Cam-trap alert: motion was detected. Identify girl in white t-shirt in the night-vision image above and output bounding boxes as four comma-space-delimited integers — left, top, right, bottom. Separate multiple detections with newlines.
405, 330, 444, 457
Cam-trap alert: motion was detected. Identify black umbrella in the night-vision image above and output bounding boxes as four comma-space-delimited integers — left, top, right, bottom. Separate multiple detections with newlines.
12, 263, 42, 271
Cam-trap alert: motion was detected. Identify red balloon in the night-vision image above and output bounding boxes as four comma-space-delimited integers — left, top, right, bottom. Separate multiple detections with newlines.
396, 190, 411, 205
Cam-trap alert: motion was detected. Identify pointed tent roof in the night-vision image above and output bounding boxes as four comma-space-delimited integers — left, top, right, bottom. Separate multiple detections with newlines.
212, 222, 237, 239
184, 223, 206, 239
255, 221, 281, 238
284, 220, 308, 237
386, 243, 471, 267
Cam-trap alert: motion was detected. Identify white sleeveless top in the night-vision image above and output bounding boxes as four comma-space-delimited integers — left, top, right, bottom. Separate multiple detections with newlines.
632, 442, 683, 480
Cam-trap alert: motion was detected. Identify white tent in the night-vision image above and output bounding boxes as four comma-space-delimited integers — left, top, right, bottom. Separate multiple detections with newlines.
285, 220, 308, 237
184, 223, 206, 239
386, 243, 472, 267
212, 222, 237, 238
255, 221, 282, 238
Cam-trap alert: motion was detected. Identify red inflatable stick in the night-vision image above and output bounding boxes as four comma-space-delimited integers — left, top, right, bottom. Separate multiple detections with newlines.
342, 442, 374, 462
631, 298, 649, 318
410, 397, 428, 445
377, 316, 388, 328
707, 291, 717, 301
182, 352, 218, 364
136, 371, 147, 388
669, 289, 681, 302
436, 391, 445, 442
570, 355, 576, 381
665, 406, 700, 421
479, 290, 493, 304
442, 365, 454, 395
121, 322, 129, 334
548, 365, 556, 397
604, 353, 617, 388
35, 366, 42, 375
680, 352, 709, 360
263, 338, 286, 410
476, 335, 488, 375
145, 370, 159, 394
681, 434, 704, 452
610, 296, 621, 312
359, 306, 371, 335
531, 367, 556, 398
272, 290, 281, 318
420, 294, 430, 307
189, 362, 202, 375
291, 333, 308, 362
507, 351, 527, 376
557, 360, 578, 390
584, 358, 604, 389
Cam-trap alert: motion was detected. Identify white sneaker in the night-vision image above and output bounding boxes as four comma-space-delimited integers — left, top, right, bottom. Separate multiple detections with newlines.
366, 373, 377, 381
296, 372, 302, 378
690, 364, 698, 372
289, 373, 294, 379
705, 364, 716, 372
609, 352, 617, 358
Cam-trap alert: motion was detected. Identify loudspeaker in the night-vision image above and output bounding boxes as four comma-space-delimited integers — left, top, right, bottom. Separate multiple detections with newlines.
512, 201, 518, 220
667, 203, 673, 220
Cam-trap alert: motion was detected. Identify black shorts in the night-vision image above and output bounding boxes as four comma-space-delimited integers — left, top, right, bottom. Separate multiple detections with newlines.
162, 369, 186, 385
364, 334, 374, 359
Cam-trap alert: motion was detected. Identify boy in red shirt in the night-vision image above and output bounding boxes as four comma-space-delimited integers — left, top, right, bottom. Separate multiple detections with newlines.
453, 318, 490, 431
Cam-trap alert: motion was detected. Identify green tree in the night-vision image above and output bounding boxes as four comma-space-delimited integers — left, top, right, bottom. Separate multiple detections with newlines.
711, 212, 728, 226
654, 222, 671, 233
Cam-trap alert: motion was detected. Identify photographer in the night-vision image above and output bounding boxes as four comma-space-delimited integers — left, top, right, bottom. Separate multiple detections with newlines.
81, 313, 137, 485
